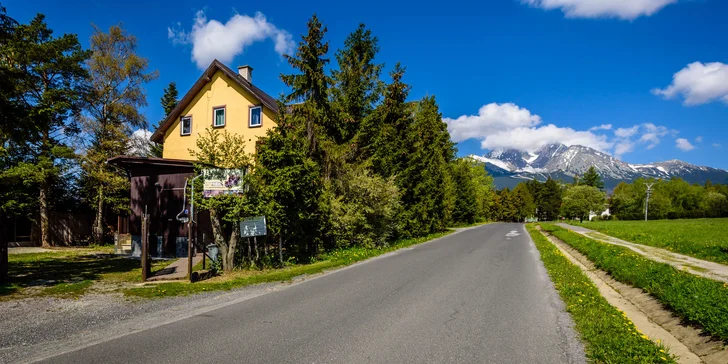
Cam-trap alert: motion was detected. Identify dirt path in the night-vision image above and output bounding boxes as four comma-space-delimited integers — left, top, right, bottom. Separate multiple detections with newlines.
556, 223, 728, 283
537, 227, 728, 364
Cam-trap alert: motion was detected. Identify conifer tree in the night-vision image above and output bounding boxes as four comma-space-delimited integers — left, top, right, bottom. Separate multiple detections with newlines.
0, 13, 89, 246
331, 23, 383, 144
397, 96, 455, 235
150, 81, 178, 157
540, 177, 563, 221
582, 166, 604, 190
359, 63, 411, 177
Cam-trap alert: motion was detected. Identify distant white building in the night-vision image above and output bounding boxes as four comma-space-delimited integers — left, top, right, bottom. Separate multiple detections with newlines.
589, 208, 611, 221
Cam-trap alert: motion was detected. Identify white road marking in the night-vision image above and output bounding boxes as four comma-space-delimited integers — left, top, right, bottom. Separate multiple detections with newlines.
505, 230, 520, 238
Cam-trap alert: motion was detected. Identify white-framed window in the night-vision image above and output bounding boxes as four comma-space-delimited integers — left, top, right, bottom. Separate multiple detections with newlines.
249, 106, 262, 127
180, 116, 192, 136
213, 106, 226, 127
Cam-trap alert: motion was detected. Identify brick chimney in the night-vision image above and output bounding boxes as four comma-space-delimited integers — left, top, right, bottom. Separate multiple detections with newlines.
238, 65, 253, 82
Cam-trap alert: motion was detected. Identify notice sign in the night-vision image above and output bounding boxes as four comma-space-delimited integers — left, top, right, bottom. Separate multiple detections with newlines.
240, 216, 267, 237
203, 168, 246, 198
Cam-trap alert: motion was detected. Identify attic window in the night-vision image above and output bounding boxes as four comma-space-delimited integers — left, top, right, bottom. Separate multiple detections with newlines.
249, 106, 262, 127
213, 106, 226, 127
181, 116, 192, 136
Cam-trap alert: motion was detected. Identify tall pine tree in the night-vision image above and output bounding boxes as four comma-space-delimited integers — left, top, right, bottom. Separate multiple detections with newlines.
150, 81, 178, 157
582, 166, 605, 190
331, 23, 383, 144
0, 14, 89, 246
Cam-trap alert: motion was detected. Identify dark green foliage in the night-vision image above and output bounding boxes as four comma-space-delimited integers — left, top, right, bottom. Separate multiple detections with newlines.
526, 225, 675, 363
581, 166, 604, 190
331, 23, 383, 144
610, 178, 728, 220
150, 81, 178, 157
542, 224, 728, 342
396, 96, 456, 236
0, 11, 89, 246
359, 63, 411, 177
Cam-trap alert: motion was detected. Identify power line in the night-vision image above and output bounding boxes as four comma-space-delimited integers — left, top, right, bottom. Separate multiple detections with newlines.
644, 183, 654, 221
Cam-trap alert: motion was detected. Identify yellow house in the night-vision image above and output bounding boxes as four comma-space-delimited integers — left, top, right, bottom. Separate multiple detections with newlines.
150, 59, 279, 160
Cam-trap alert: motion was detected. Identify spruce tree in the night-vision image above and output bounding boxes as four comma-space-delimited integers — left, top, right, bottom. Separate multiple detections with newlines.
150, 81, 178, 157
582, 166, 604, 190
540, 177, 563, 221
397, 96, 455, 235
359, 63, 411, 177
331, 23, 383, 144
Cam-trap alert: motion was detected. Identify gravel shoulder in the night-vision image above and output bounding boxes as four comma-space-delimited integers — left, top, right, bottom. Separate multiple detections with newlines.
0, 282, 286, 364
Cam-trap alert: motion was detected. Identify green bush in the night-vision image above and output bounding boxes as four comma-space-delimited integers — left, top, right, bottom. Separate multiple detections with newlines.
328, 165, 401, 248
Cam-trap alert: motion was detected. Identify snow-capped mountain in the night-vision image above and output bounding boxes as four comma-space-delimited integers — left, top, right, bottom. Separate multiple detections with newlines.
469, 143, 728, 190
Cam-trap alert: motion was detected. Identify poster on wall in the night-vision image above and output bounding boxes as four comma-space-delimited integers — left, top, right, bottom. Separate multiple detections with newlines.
203, 168, 246, 197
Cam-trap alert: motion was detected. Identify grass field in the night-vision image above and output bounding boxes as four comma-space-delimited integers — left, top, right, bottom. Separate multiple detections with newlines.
541, 223, 728, 342
525, 225, 675, 363
572, 218, 728, 265
1, 248, 175, 299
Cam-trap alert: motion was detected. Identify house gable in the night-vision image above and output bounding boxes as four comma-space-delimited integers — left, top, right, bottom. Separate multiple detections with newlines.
152, 60, 278, 160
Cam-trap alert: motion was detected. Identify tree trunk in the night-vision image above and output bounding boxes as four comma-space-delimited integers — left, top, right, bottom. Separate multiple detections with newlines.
278, 235, 283, 265
228, 225, 239, 271
39, 180, 51, 247
93, 186, 105, 244
253, 236, 259, 262
209, 208, 238, 272
247, 237, 252, 263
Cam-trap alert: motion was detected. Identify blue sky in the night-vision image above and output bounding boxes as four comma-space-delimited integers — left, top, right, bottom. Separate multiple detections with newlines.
6, 0, 728, 168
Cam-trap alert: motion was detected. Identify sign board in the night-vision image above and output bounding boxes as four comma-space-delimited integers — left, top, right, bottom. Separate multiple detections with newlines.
240, 216, 267, 237
203, 168, 246, 198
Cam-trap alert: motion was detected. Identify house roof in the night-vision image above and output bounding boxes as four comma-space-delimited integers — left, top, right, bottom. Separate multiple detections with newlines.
107, 155, 195, 169
150, 59, 280, 143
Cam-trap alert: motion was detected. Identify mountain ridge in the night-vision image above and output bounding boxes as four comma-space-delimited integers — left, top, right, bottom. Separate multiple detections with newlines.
469, 143, 728, 190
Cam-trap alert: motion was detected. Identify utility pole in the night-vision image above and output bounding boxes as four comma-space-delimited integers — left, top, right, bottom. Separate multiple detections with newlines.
644, 183, 654, 221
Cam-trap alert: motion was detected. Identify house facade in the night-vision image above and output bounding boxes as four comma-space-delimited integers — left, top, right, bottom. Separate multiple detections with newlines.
110, 60, 280, 257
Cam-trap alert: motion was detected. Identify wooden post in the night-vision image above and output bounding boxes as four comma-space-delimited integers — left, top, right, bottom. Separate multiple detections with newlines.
278, 235, 282, 265
141, 211, 149, 282
202, 233, 206, 270
1, 211, 8, 284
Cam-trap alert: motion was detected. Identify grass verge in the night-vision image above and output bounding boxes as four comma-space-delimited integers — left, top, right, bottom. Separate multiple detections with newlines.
571, 218, 728, 265
542, 223, 728, 341
123, 230, 453, 299
526, 225, 675, 363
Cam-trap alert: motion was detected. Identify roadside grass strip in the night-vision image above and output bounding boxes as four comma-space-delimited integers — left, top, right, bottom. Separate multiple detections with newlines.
526, 225, 675, 363
541, 224, 728, 342
124, 230, 452, 299
572, 219, 728, 265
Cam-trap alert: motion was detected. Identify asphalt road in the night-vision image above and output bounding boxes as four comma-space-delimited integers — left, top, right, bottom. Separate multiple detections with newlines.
37, 223, 585, 364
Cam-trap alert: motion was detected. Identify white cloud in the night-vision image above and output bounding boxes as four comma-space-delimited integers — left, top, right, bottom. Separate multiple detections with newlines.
713, 143, 722, 148
445, 103, 611, 152
169, 10, 294, 70
589, 124, 612, 131
523, 0, 676, 20
652, 62, 728, 106
614, 125, 639, 138
675, 138, 695, 151
446, 103, 542, 143
612, 123, 673, 157
695, 136, 703, 143
613, 140, 635, 158
477, 124, 613, 152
